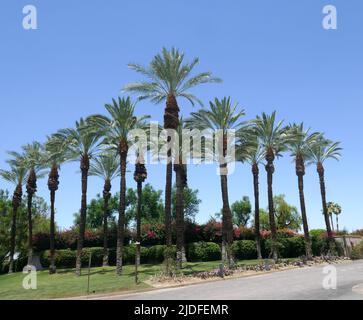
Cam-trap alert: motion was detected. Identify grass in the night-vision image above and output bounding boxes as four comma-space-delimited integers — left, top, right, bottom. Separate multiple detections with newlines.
0, 259, 297, 300
0, 261, 222, 300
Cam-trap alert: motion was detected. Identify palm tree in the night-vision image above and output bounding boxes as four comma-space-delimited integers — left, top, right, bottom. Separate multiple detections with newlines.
52, 118, 103, 276
287, 123, 318, 260
327, 202, 342, 233
186, 97, 245, 267
22, 142, 46, 266
124, 47, 221, 270
44, 136, 68, 274
334, 203, 342, 232
133, 153, 147, 283
89, 97, 149, 276
253, 112, 289, 261
307, 135, 342, 250
236, 130, 264, 259
0, 154, 27, 273
89, 152, 120, 267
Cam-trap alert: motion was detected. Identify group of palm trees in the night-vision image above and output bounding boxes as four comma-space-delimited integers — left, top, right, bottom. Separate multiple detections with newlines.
0, 47, 342, 276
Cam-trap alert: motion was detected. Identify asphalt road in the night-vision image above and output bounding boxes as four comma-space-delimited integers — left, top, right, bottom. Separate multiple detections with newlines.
100, 260, 363, 300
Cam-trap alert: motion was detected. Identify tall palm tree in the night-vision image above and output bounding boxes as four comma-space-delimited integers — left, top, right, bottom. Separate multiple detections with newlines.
89, 152, 120, 267
287, 123, 318, 260
44, 136, 68, 274
52, 118, 103, 276
0, 154, 27, 273
133, 153, 147, 283
22, 142, 46, 266
89, 97, 149, 276
236, 130, 264, 259
253, 112, 289, 261
124, 47, 221, 270
186, 97, 245, 267
307, 135, 342, 250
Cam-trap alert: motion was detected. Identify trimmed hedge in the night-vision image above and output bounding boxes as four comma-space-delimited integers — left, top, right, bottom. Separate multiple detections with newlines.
232, 240, 257, 260
187, 242, 221, 262
264, 237, 305, 258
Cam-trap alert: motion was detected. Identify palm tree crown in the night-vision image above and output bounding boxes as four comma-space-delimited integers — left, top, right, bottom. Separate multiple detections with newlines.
89, 152, 120, 182
51, 118, 103, 163
123, 47, 221, 106
287, 123, 319, 160
0, 154, 28, 187
253, 111, 290, 158
307, 135, 342, 165
89, 97, 150, 150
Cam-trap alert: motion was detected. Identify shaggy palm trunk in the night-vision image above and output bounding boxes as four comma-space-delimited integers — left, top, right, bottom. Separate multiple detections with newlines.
174, 163, 186, 269
116, 140, 128, 276
164, 93, 180, 273
296, 155, 312, 260
48, 163, 59, 274
76, 155, 89, 276
8, 184, 22, 273
252, 163, 262, 260
134, 160, 147, 283
220, 165, 234, 268
317, 162, 334, 250
26, 168, 37, 266
102, 179, 111, 267
265, 148, 278, 261
135, 181, 142, 283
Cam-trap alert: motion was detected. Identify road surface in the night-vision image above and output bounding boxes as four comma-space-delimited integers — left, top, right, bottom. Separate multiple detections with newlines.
96, 260, 363, 300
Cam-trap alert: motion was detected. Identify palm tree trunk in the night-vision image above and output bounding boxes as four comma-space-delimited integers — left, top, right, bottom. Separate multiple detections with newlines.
220, 165, 234, 267
9, 185, 22, 273
336, 215, 339, 233
163, 93, 180, 273
116, 141, 128, 276
135, 180, 142, 283
296, 156, 312, 260
317, 162, 334, 250
76, 155, 89, 276
174, 164, 185, 269
265, 149, 278, 261
252, 163, 262, 260
102, 179, 111, 267
330, 215, 335, 232
26, 168, 37, 266
48, 163, 59, 274
49, 189, 56, 274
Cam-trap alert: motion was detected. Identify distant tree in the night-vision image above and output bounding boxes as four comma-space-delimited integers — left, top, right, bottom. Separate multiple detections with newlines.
273, 195, 302, 232
172, 186, 201, 223
231, 197, 252, 227
254, 196, 302, 232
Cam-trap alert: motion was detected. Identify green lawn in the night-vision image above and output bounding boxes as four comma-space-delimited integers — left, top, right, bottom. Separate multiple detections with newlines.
0, 259, 283, 300
0, 261, 225, 300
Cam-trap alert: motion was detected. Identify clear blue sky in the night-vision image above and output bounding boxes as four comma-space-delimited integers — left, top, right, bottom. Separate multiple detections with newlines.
0, 0, 362, 231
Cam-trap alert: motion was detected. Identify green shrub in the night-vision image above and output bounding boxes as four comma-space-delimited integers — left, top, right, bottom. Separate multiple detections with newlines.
41, 246, 149, 268
147, 245, 176, 263
232, 240, 257, 260
264, 237, 305, 258
351, 241, 363, 260
280, 237, 305, 258
187, 242, 221, 262
122, 245, 149, 264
